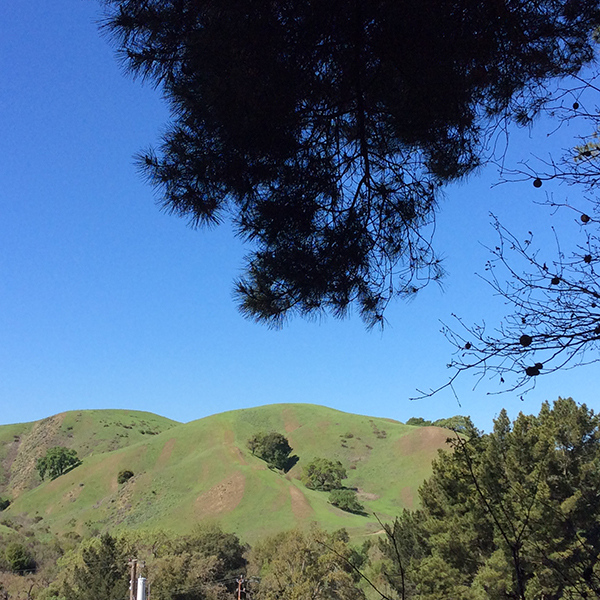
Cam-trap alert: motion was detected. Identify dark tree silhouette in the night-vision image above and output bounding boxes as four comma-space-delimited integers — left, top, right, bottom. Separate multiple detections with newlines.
102, 0, 600, 326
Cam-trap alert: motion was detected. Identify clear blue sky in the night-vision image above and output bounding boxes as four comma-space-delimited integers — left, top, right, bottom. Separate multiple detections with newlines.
2, 0, 598, 429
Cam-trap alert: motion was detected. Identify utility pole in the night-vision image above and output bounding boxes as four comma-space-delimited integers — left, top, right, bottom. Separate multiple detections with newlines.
237, 575, 246, 600
129, 559, 138, 600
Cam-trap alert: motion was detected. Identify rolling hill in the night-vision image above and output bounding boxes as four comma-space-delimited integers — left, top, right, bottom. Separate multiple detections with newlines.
0, 404, 453, 542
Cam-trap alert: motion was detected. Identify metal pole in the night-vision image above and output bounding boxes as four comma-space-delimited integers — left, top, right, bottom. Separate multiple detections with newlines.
136, 577, 147, 600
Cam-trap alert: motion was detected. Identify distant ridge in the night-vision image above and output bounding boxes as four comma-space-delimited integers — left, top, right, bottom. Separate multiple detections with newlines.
0, 404, 452, 542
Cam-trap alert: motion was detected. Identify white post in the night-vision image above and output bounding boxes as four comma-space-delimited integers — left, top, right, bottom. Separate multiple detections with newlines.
136, 577, 147, 600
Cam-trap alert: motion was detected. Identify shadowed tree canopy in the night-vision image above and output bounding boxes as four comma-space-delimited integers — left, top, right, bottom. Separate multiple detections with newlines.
102, 0, 600, 326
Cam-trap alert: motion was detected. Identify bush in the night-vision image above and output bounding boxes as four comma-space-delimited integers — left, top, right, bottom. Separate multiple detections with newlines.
406, 417, 433, 426
328, 489, 365, 514
5, 542, 35, 574
0, 497, 10, 511
117, 470, 134, 484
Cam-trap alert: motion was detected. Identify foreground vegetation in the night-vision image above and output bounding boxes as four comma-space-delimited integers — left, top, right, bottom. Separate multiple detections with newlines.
1, 398, 598, 600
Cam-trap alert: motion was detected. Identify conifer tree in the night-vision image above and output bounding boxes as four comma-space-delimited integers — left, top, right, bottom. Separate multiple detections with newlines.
102, 0, 600, 326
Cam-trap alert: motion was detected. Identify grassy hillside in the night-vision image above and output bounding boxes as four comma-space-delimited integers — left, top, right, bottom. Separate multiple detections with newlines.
0, 409, 180, 498
0, 404, 453, 542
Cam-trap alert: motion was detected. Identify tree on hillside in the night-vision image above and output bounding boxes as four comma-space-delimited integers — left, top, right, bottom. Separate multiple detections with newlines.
303, 458, 347, 491
406, 416, 472, 432
101, 0, 600, 326
379, 398, 600, 599
246, 432, 293, 471
36, 447, 81, 481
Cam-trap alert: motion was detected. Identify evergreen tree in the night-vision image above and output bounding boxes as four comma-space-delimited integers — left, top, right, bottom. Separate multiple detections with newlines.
101, 0, 600, 326
4, 542, 35, 575
380, 399, 600, 599
63, 534, 128, 600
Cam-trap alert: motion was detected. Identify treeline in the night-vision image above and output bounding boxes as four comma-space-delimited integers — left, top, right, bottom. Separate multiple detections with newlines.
0, 522, 367, 600
405, 415, 471, 432
381, 397, 600, 599
2, 398, 599, 600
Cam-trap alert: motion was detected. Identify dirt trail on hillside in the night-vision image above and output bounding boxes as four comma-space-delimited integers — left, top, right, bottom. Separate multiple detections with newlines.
156, 438, 177, 469
290, 486, 313, 519
9, 414, 65, 496
224, 430, 247, 465
395, 427, 450, 456
195, 471, 246, 518
283, 408, 301, 433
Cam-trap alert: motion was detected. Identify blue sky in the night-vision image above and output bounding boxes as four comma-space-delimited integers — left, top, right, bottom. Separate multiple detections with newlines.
2, 0, 598, 429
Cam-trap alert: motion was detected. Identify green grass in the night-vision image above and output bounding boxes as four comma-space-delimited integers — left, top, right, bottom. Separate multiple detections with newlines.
0, 404, 452, 542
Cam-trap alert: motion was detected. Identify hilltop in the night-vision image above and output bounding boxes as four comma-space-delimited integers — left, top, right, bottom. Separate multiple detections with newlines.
0, 404, 453, 542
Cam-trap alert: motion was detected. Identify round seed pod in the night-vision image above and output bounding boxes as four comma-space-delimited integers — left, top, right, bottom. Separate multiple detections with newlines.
519, 334, 533, 347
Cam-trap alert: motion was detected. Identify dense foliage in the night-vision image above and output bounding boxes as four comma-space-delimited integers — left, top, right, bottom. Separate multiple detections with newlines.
178, 522, 247, 590
303, 458, 347, 491
58, 526, 245, 600
246, 431, 293, 471
101, 0, 600, 326
62, 533, 128, 600
117, 469, 134, 484
328, 489, 365, 514
4, 542, 35, 575
251, 528, 364, 600
36, 447, 81, 481
3, 400, 600, 600
380, 398, 600, 599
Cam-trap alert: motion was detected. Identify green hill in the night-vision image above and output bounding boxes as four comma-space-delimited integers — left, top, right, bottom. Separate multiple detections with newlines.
0, 404, 453, 542
0, 409, 180, 497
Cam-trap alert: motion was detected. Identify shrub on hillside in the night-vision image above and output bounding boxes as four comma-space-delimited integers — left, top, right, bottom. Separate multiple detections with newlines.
0, 497, 10, 511
406, 417, 433, 426
328, 489, 364, 514
117, 470, 134, 484
5, 542, 35, 574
